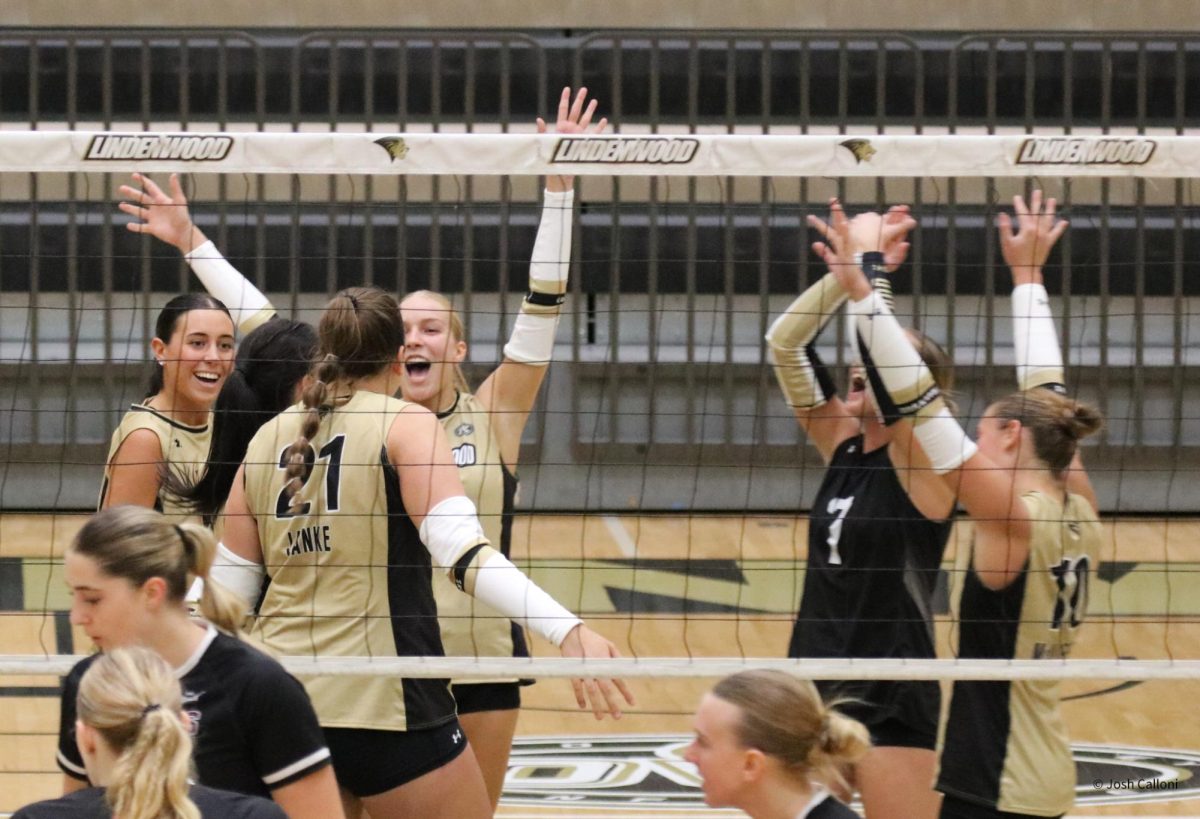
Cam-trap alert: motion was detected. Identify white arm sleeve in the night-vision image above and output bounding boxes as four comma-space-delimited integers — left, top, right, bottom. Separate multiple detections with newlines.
418, 495, 489, 569
418, 495, 581, 646
469, 549, 583, 647
1011, 282, 1065, 392
503, 189, 573, 365
849, 291, 978, 474
183, 240, 275, 333
202, 542, 266, 613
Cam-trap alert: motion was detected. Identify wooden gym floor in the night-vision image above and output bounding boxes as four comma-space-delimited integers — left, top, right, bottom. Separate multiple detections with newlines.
2, 512, 1198, 817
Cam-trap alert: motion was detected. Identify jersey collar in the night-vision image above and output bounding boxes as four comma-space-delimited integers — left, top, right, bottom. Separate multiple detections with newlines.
175, 623, 219, 678
435, 390, 462, 420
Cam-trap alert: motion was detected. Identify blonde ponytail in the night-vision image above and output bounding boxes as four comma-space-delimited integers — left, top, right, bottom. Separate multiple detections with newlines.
70, 506, 244, 634
179, 521, 247, 635
711, 670, 871, 788
77, 647, 199, 819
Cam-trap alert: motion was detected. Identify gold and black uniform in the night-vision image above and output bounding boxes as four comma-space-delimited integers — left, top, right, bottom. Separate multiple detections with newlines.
243, 390, 466, 733
98, 402, 212, 520
432, 392, 528, 693
937, 490, 1101, 817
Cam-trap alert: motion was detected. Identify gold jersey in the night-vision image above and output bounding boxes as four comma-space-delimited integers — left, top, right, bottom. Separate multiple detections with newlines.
99, 403, 212, 522
242, 390, 458, 732
432, 392, 528, 684
937, 490, 1101, 816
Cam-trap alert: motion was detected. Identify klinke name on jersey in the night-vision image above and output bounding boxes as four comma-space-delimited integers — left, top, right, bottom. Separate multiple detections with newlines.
1016, 138, 1156, 166
552, 137, 699, 165
85, 134, 234, 161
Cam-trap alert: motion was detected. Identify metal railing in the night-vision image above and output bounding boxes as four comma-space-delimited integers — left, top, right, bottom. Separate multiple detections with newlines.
1, 29, 1197, 508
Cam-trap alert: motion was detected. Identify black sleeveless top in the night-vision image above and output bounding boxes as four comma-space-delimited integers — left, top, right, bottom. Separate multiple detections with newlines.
789, 435, 951, 662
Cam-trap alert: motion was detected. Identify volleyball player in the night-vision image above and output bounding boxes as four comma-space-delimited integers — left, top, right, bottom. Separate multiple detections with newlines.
22, 647, 286, 819
123, 87, 609, 808
684, 670, 870, 819
826, 202, 1103, 819
98, 294, 235, 517
767, 201, 953, 819
58, 506, 343, 817
118, 172, 312, 528
162, 318, 318, 527
398, 85, 605, 808
220, 285, 633, 818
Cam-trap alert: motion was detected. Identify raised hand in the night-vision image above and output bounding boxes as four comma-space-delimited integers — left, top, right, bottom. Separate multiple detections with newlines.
809, 199, 918, 301
997, 190, 1068, 286
539, 86, 608, 192
118, 172, 208, 253
558, 624, 636, 720
881, 204, 916, 271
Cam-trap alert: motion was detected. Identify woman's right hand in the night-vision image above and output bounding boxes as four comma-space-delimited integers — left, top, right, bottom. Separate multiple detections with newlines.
118, 172, 208, 253
997, 190, 1067, 286
558, 624, 636, 720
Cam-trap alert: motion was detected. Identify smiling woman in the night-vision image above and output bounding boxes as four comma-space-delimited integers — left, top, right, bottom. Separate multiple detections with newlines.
97, 294, 236, 519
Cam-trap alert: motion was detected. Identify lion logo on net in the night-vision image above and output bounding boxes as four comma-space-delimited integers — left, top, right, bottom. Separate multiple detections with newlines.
502, 736, 1200, 809
374, 137, 409, 162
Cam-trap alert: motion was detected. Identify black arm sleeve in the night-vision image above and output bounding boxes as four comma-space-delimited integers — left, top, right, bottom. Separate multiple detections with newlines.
56, 660, 93, 782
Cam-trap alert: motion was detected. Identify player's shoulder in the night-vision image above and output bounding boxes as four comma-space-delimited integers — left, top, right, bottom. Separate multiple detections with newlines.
191, 784, 289, 819
63, 653, 101, 690
11, 788, 105, 819
199, 631, 287, 679
806, 793, 860, 818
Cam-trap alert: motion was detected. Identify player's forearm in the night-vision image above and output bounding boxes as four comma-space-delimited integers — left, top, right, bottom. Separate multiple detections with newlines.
183, 241, 276, 333
503, 189, 574, 365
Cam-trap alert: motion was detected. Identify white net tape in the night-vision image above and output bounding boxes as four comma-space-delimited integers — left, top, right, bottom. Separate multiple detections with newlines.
3, 656, 1199, 681
0, 131, 1186, 177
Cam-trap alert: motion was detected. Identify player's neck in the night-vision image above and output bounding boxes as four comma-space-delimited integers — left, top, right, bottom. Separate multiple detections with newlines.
860, 415, 891, 453
740, 775, 818, 819
145, 613, 209, 669
146, 391, 208, 427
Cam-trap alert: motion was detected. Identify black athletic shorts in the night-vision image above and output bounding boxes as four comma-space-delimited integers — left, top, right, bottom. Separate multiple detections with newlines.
818, 679, 939, 750
323, 719, 467, 797
451, 681, 522, 715
939, 794, 1063, 819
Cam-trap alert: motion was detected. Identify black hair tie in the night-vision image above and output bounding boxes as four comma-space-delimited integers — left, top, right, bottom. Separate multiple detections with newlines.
140, 703, 162, 719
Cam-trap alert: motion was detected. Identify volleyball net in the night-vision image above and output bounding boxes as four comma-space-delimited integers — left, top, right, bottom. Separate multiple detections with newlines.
1, 129, 1198, 691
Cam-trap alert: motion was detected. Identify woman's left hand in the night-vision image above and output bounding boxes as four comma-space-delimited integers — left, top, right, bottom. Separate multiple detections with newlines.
541, 86, 608, 192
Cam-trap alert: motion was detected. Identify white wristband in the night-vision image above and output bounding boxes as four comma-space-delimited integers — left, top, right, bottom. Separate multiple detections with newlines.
469, 549, 583, 647
419, 495, 488, 569
1011, 283, 1064, 391
207, 541, 266, 613
184, 240, 275, 333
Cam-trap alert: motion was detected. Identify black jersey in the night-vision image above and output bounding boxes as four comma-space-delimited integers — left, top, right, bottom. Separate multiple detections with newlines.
791, 436, 951, 658
13, 786, 287, 819
789, 436, 951, 732
58, 627, 331, 798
